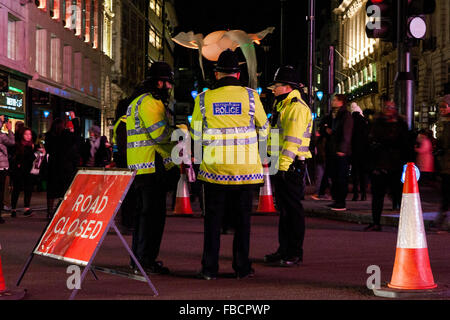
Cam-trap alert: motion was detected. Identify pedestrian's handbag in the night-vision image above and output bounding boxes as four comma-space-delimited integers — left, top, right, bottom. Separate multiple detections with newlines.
30, 151, 45, 175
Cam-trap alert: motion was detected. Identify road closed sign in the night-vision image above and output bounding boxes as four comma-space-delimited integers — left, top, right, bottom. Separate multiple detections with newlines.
34, 169, 135, 266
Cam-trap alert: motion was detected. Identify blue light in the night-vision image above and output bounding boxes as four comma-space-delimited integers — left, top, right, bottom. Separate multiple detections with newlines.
187, 115, 192, 124
191, 90, 198, 99
312, 113, 318, 120
202, 87, 209, 92
401, 164, 420, 183
256, 87, 262, 95
316, 91, 324, 101
267, 113, 272, 119
43, 111, 50, 118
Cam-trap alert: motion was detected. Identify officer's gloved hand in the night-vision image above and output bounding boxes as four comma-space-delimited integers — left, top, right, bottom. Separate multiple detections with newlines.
274, 170, 286, 182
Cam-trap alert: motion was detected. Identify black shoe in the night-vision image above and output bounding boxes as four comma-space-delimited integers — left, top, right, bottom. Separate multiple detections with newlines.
364, 224, 382, 232
134, 261, 170, 275
235, 268, 255, 279
330, 203, 346, 211
11, 210, 16, 218
264, 251, 283, 263
24, 209, 33, 217
196, 270, 217, 280
280, 256, 302, 267
0, 216, 5, 224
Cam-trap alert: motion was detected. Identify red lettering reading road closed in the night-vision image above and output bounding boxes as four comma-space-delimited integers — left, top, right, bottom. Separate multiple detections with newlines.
34, 170, 135, 266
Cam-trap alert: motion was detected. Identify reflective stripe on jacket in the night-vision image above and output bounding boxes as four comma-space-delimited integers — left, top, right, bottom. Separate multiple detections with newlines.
190, 85, 268, 185
126, 93, 175, 175
269, 90, 313, 171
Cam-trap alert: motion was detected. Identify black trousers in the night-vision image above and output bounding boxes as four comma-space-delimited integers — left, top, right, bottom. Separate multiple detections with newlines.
11, 170, 34, 210
351, 156, 367, 197
329, 155, 350, 206
370, 169, 402, 225
0, 170, 7, 212
272, 167, 306, 259
131, 173, 167, 267
202, 183, 254, 276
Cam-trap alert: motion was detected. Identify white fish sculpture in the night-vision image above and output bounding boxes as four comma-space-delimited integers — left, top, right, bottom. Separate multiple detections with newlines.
172, 27, 275, 89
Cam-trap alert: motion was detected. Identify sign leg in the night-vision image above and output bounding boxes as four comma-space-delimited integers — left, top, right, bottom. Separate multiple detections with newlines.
111, 223, 158, 296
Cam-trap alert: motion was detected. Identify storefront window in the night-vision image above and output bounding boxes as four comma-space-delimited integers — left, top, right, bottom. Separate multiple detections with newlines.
0, 76, 26, 133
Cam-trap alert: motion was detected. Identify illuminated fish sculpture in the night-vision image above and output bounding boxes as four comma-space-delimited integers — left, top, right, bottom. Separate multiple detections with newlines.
172, 27, 275, 89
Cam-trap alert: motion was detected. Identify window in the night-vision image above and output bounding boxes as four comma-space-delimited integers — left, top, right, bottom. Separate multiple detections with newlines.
150, 0, 162, 17
50, 35, 62, 82
7, 16, 18, 60
63, 45, 73, 86
36, 28, 48, 77
74, 52, 82, 90
149, 24, 162, 50
49, 0, 60, 20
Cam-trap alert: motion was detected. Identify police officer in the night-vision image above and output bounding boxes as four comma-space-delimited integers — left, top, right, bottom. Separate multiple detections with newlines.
127, 62, 179, 274
190, 49, 269, 280
264, 66, 313, 267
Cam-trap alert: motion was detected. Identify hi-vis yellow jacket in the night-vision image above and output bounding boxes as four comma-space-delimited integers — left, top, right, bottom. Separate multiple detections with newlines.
269, 90, 313, 171
126, 93, 175, 175
190, 86, 269, 185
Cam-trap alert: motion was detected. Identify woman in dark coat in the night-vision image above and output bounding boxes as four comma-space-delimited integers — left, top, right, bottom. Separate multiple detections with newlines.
81, 125, 111, 167
10, 128, 38, 217
45, 115, 82, 219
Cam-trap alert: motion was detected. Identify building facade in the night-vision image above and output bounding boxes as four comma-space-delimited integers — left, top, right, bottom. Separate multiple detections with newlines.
333, 0, 450, 130
0, 0, 112, 139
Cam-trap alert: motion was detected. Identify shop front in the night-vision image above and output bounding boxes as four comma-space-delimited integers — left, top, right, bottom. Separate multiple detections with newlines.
0, 70, 27, 133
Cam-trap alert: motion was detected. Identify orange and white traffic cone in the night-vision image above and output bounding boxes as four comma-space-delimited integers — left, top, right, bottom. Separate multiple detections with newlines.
173, 163, 193, 215
387, 162, 437, 290
0, 251, 26, 300
256, 164, 277, 214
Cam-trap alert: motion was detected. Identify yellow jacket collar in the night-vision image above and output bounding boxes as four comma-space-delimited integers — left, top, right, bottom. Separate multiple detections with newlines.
275, 90, 302, 112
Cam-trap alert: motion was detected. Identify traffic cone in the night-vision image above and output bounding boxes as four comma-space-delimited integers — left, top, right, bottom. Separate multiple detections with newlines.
256, 164, 276, 214
0, 253, 26, 300
387, 162, 437, 290
173, 163, 193, 215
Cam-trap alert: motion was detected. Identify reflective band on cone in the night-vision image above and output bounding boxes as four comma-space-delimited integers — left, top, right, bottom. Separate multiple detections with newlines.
388, 162, 437, 290
174, 164, 193, 215
256, 164, 276, 213
0, 256, 5, 292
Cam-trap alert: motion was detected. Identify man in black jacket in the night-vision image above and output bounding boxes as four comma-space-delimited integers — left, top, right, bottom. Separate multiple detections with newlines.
325, 94, 353, 211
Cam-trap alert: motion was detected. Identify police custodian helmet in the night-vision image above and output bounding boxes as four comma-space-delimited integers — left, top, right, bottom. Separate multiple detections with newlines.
214, 49, 241, 74
269, 65, 304, 89
148, 61, 175, 84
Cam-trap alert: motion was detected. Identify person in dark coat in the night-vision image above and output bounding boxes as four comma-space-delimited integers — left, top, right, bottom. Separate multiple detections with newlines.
364, 100, 410, 231
325, 94, 354, 211
10, 128, 39, 217
45, 114, 82, 219
350, 102, 369, 201
81, 125, 111, 167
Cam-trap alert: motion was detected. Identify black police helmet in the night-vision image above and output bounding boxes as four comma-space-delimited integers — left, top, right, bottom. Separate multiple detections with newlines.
148, 61, 174, 84
214, 49, 241, 74
269, 66, 304, 89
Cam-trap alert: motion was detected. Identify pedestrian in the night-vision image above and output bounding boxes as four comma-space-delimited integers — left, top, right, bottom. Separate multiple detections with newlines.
414, 129, 435, 184
45, 113, 82, 219
190, 49, 268, 280
350, 102, 369, 201
81, 125, 111, 167
325, 94, 353, 211
364, 99, 409, 231
0, 116, 15, 224
263, 65, 312, 267
433, 95, 450, 231
311, 114, 332, 200
127, 61, 179, 275
9, 128, 41, 217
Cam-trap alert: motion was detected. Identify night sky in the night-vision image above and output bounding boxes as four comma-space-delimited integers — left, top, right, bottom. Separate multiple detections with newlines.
173, 0, 331, 89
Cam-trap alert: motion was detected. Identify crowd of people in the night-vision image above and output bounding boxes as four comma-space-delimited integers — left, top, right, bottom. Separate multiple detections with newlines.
311, 94, 450, 232
0, 112, 112, 224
